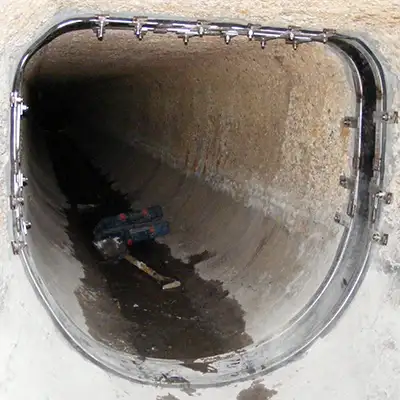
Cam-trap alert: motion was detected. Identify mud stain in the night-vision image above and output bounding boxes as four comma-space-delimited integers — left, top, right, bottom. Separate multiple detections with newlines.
45, 129, 252, 359
237, 381, 278, 400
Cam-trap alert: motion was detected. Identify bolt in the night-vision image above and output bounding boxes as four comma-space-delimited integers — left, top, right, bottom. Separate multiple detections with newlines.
261, 38, 266, 49
96, 23, 105, 41
339, 175, 348, 188
385, 192, 393, 204
20, 104, 29, 116
248, 28, 254, 40
381, 111, 398, 123
372, 233, 380, 242
95, 16, 108, 41
135, 24, 143, 40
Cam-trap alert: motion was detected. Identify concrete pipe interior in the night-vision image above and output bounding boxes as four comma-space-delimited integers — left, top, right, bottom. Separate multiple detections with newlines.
16, 22, 370, 386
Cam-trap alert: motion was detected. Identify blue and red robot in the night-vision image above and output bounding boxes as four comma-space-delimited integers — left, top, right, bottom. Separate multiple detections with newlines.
92, 205, 170, 261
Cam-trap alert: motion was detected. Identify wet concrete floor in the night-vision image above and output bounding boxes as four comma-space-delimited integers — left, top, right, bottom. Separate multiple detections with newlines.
45, 131, 252, 359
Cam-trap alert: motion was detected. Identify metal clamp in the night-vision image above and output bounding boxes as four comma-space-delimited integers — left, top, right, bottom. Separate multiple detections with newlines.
322, 28, 336, 43
339, 174, 354, 189
10, 92, 22, 106
343, 116, 358, 128
11, 240, 23, 255
247, 24, 261, 40
285, 26, 301, 50
370, 183, 393, 205
94, 15, 109, 41
132, 16, 148, 40
372, 232, 389, 245
10, 92, 29, 116
196, 20, 207, 37
283, 25, 328, 49
373, 110, 398, 124
334, 212, 351, 228
80, 18, 340, 50
9, 194, 24, 209
375, 190, 393, 205
9, 92, 31, 256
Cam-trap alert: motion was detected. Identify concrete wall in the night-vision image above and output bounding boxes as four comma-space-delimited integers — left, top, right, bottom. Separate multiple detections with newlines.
1, 2, 400, 400
24, 29, 352, 344
30, 31, 353, 229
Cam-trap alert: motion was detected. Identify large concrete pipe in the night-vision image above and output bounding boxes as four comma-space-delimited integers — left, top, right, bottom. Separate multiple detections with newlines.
1, 7, 399, 400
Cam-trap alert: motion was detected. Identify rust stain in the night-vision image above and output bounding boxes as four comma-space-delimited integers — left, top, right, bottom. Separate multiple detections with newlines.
311, 128, 321, 137
341, 126, 350, 139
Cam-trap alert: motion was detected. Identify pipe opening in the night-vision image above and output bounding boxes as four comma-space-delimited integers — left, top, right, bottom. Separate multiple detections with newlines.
14, 21, 383, 386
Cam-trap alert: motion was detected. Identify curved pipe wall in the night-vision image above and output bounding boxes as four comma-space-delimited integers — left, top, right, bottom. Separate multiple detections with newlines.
9, 16, 390, 387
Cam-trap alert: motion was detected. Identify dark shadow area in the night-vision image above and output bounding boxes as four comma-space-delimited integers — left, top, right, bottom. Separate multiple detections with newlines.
330, 39, 377, 181
28, 80, 253, 359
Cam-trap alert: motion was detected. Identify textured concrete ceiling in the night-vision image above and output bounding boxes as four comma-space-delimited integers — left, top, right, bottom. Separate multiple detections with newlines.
27, 29, 247, 78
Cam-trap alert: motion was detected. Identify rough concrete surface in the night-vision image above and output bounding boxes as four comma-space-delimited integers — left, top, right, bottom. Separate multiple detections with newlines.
31, 32, 352, 228
0, 1, 400, 400
19, 27, 351, 366
24, 33, 350, 346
